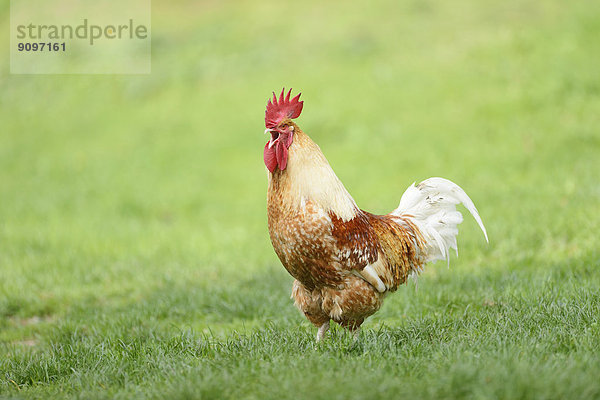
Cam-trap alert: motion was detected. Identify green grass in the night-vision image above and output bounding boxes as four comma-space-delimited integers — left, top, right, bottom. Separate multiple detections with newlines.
1, 0, 599, 398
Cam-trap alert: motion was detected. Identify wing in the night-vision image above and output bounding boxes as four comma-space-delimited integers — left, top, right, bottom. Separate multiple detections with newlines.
329, 211, 388, 292
330, 211, 426, 293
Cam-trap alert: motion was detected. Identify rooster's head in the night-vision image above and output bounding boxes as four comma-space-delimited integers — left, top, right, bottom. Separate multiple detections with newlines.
264, 88, 303, 172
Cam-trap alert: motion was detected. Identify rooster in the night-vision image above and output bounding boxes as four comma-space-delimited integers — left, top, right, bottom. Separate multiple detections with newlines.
264, 89, 488, 341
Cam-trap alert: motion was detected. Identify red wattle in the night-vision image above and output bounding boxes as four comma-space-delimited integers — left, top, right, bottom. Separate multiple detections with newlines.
263, 142, 277, 172
276, 142, 288, 171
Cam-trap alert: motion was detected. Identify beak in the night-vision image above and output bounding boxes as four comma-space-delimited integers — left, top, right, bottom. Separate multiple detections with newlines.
265, 128, 279, 148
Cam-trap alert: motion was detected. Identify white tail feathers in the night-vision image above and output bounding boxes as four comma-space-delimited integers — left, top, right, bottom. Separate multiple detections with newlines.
392, 177, 488, 266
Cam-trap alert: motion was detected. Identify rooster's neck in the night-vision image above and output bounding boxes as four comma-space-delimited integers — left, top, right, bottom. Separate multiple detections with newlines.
267, 129, 358, 222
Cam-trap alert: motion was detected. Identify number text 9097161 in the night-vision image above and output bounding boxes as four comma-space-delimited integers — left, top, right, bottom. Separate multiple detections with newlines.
17, 42, 66, 52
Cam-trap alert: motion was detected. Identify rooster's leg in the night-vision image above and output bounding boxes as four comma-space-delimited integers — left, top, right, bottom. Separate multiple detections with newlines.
316, 321, 330, 342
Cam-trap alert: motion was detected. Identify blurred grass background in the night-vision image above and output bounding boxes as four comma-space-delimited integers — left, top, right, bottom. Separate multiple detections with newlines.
1, 0, 599, 398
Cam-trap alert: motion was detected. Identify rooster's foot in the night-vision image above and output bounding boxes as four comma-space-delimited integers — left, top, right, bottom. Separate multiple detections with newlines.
316, 322, 330, 342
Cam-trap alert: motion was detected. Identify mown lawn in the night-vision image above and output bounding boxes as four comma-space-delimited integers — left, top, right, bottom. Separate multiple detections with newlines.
1, 0, 599, 398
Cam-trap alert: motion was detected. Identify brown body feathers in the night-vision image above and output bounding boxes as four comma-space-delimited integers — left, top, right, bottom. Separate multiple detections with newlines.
267, 126, 426, 332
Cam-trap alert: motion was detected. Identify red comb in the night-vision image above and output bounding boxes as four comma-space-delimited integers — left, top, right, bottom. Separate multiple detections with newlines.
265, 88, 303, 128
